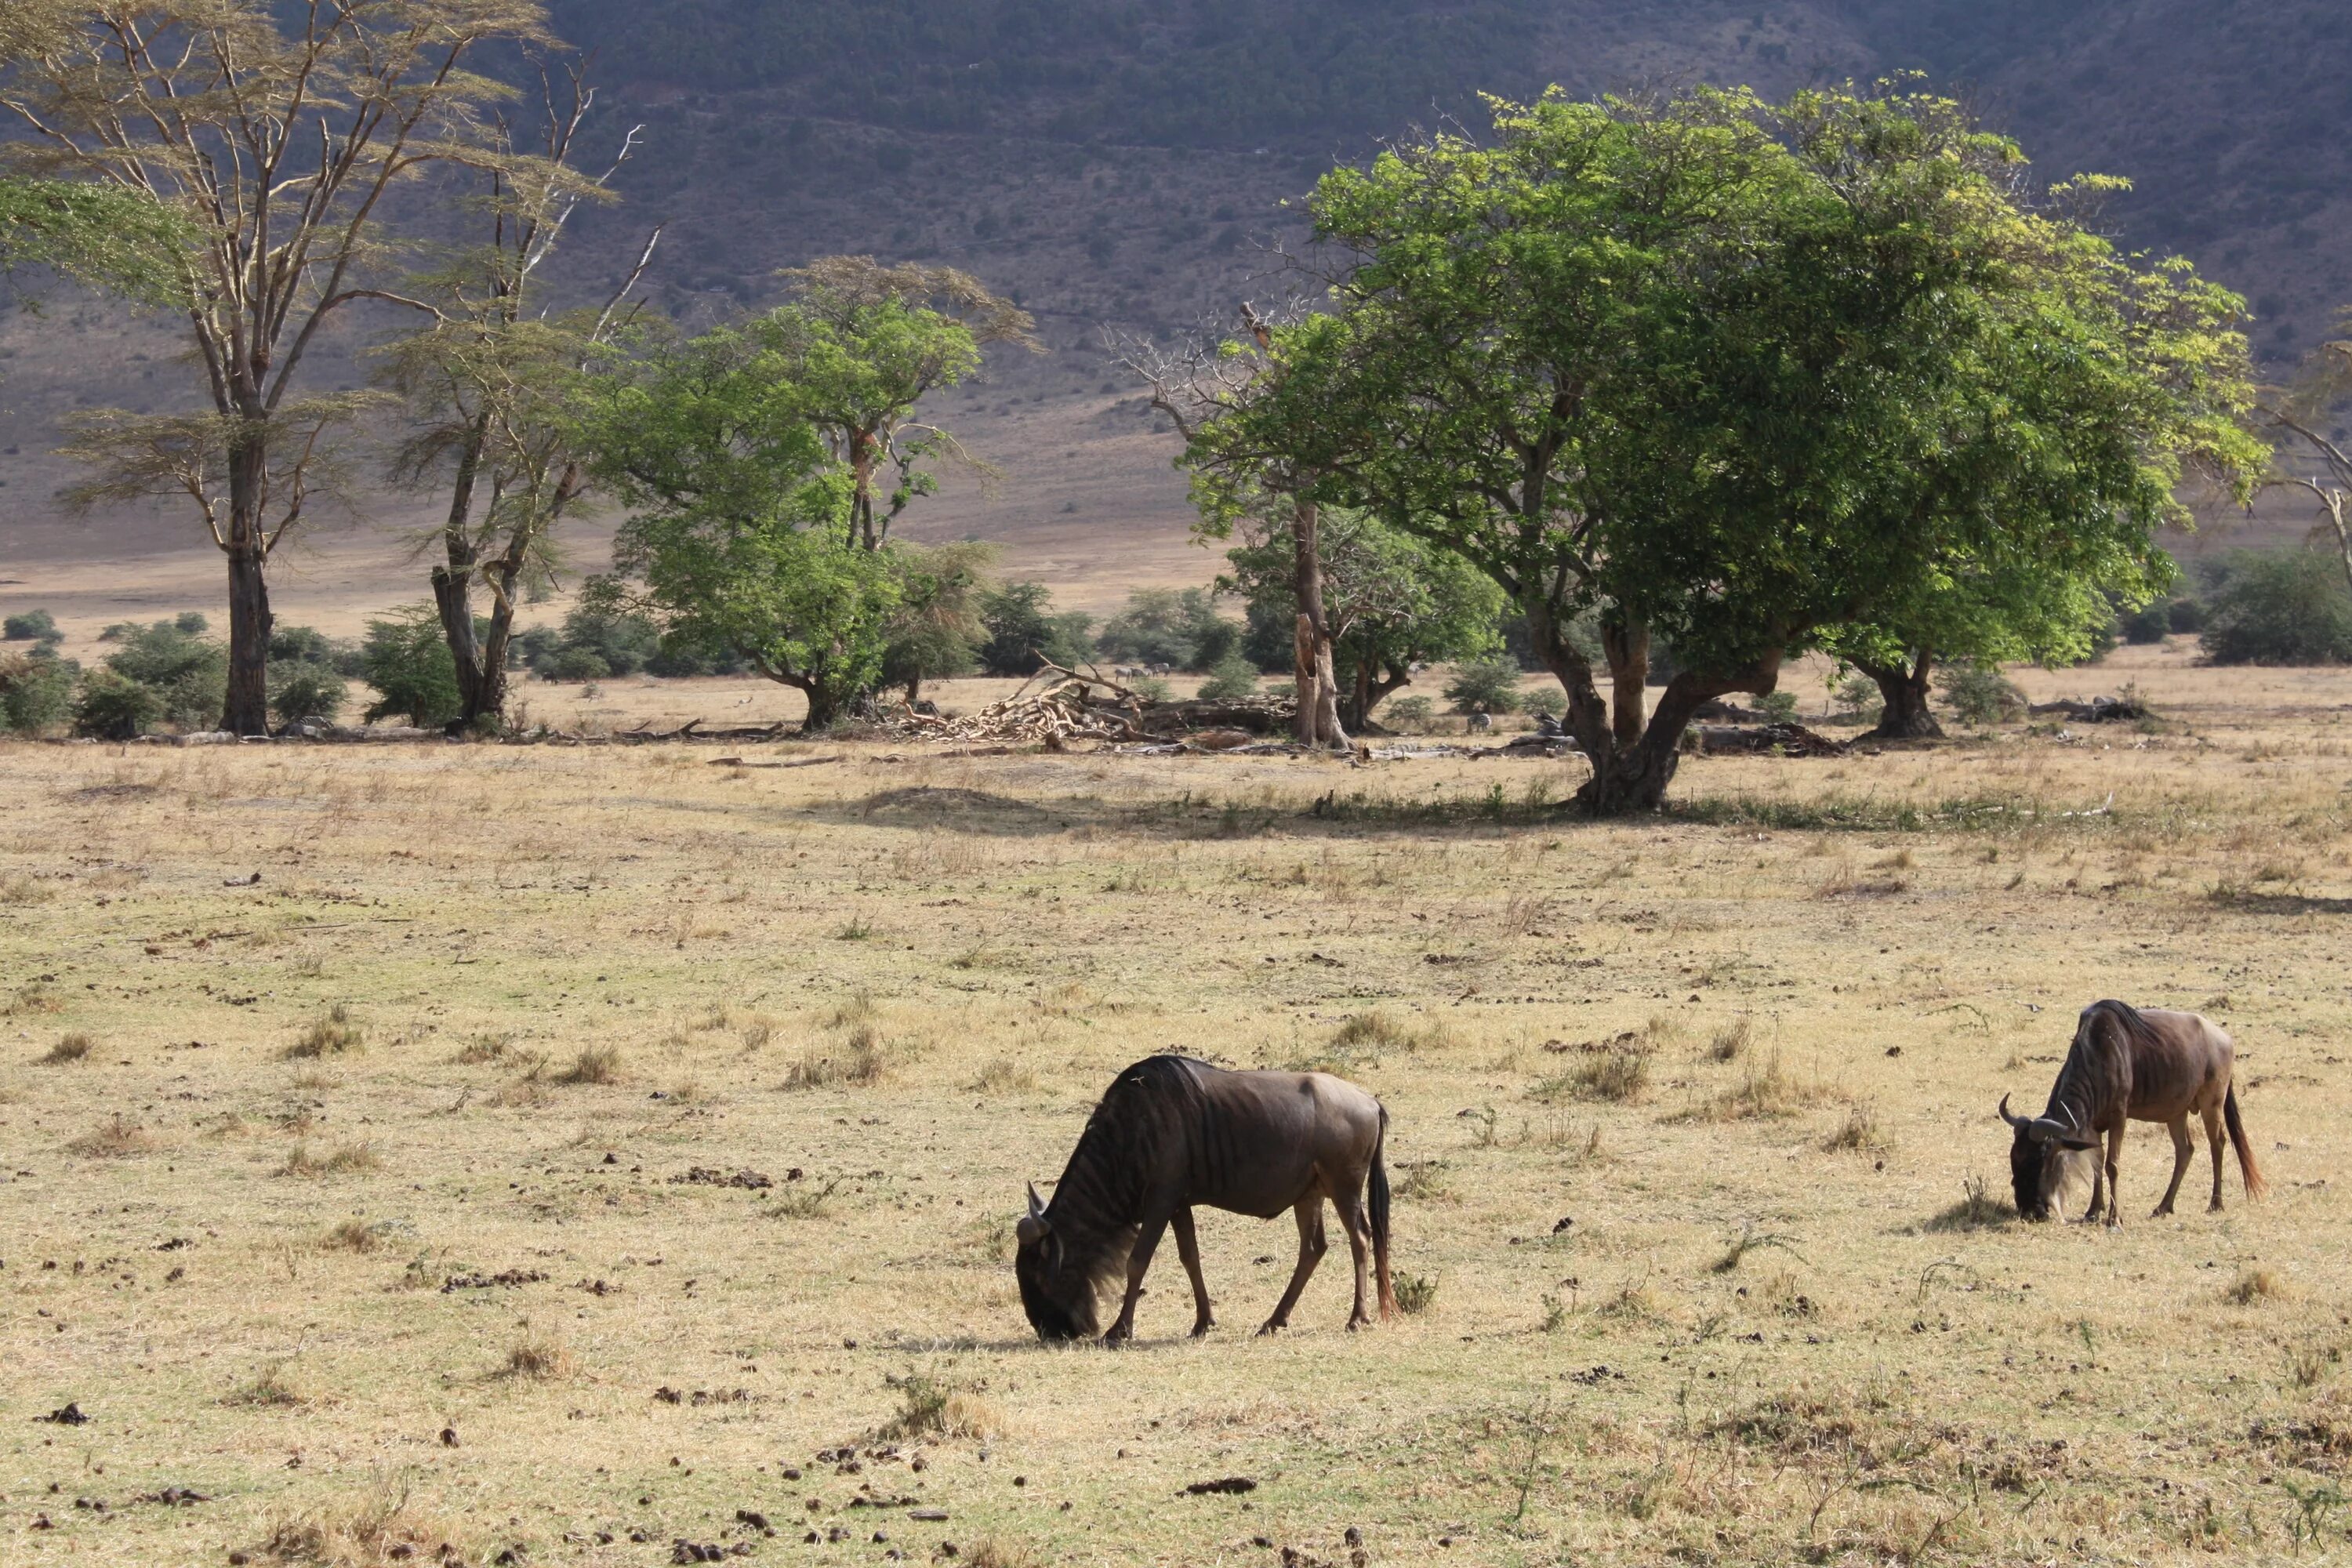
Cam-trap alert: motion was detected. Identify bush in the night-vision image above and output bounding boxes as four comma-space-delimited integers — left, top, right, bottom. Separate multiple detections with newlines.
542, 647, 610, 684
269, 662, 348, 727
1384, 695, 1434, 731
2165, 596, 2205, 633
1939, 663, 2027, 725
1194, 653, 1263, 702
1520, 684, 1566, 718
1757, 690, 1800, 723
977, 581, 1094, 676
556, 604, 662, 677
0, 650, 75, 734
173, 612, 209, 635
93, 619, 227, 730
267, 624, 340, 666
2200, 550, 2352, 665
1443, 656, 1523, 715
1097, 586, 1236, 671
1831, 673, 1882, 723
359, 605, 463, 728
2118, 599, 2173, 644
73, 668, 164, 739
2, 608, 58, 641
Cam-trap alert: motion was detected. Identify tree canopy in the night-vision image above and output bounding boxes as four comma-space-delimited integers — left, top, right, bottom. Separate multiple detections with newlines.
1189, 82, 2263, 811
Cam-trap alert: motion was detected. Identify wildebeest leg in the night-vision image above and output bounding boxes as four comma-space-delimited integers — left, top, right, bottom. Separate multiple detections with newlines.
2102, 1124, 2125, 1227
2082, 1148, 2103, 1224
1172, 1207, 1214, 1338
2202, 1104, 2228, 1211
1258, 1198, 1327, 1337
1334, 1189, 1374, 1330
1104, 1208, 1172, 1345
2153, 1115, 2194, 1218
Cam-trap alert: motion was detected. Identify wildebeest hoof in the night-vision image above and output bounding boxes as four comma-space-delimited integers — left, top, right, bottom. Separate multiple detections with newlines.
1189, 1319, 1214, 1338
1255, 1321, 1285, 1338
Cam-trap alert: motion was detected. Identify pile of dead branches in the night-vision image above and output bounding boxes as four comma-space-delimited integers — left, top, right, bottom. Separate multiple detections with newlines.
884, 663, 1302, 747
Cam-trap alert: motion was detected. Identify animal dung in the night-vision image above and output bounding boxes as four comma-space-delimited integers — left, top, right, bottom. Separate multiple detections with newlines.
40, 1403, 89, 1425
1182, 1476, 1258, 1496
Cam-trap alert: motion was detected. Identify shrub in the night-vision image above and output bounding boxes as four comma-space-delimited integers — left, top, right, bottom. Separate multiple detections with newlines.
359, 605, 462, 727
976, 582, 1094, 676
2, 608, 58, 641
173, 612, 209, 635
1939, 663, 2027, 725
1383, 695, 1434, 731
267, 624, 340, 666
1757, 690, 1800, 723
285, 1005, 362, 1058
555, 1045, 622, 1085
0, 650, 75, 734
269, 662, 347, 727
2118, 599, 2173, 644
1443, 655, 1523, 715
90, 619, 227, 730
1097, 586, 1234, 670
1831, 673, 1882, 723
1131, 675, 1173, 703
1392, 1272, 1439, 1314
1194, 653, 1263, 702
2165, 596, 2205, 633
73, 668, 165, 739
1519, 684, 1566, 719
40, 1032, 94, 1065
2201, 550, 2352, 665
542, 647, 610, 684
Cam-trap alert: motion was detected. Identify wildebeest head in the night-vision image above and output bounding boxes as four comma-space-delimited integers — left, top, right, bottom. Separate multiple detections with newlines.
1013, 1183, 1101, 1341
2000, 1093, 2102, 1220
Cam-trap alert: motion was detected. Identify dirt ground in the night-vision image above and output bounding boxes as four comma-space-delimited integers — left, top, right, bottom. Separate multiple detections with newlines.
4, 641, 2351, 1567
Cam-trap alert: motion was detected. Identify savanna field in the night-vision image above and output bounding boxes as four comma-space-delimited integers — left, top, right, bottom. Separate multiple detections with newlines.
5, 648, 2352, 1568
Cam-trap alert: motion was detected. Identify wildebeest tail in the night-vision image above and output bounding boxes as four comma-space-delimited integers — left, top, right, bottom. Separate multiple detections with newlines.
1369, 1103, 1396, 1319
2223, 1084, 2267, 1199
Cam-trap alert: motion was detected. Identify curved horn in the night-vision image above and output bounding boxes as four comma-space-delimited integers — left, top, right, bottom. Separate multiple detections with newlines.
1998, 1093, 2024, 1129
1016, 1182, 1048, 1245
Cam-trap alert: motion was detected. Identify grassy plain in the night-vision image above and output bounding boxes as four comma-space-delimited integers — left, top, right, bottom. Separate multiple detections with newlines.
4, 641, 2352, 1567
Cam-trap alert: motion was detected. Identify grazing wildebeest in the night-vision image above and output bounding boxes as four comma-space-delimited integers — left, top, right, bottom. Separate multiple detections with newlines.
2000, 1000, 2266, 1225
1014, 1054, 1394, 1343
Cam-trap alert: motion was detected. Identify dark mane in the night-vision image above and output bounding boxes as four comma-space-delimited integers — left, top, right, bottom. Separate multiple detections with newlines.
2043, 1000, 2151, 1124
1044, 1055, 1215, 1301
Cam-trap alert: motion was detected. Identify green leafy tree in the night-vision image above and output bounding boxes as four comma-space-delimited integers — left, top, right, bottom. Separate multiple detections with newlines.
268, 663, 348, 728
1221, 506, 1504, 730
1194, 654, 1263, 702
359, 606, 463, 728
1443, 657, 1523, 717
766, 256, 1039, 550
1197, 84, 2262, 811
580, 313, 905, 728
1096, 587, 1236, 671
9, 0, 550, 735
975, 581, 1092, 676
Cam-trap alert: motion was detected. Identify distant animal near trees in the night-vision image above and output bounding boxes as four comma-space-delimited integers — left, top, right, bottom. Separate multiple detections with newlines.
2001, 1000, 2265, 1225
1014, 1055, 1395, 1343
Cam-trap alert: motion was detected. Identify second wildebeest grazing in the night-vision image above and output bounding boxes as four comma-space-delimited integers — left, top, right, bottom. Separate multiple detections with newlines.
2001, 1000, 2266, 1225
1014, 1054, 1395, 1343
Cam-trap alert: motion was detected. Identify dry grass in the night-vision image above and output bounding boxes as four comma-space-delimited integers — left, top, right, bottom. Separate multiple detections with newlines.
3, 646, 2350, 1563
64, 1112, 157, 1157
282, 1004, 362, 1058
277, 1142, 379, 1178
783, 1023, 887, 1089
553, 1044, 622, 1085
2228, 1266, 2290, 1305
38, 1030, 93, 1065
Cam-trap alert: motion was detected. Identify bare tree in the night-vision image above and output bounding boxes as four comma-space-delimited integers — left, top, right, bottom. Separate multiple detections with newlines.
2263, 337, 2352, 597
5, 0, 550, 734
379, 59, 657, 728
1116, 303, 1348, 750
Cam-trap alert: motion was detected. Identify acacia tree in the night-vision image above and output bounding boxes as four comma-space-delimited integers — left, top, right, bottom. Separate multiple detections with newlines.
380, 61, 659, 729
1221, 505, 1503, 731
768, 256, 1037, 552
5, 0, 549, 735
1123, 305, 1353, 750
2261, 335, 2352, 597
1202, 85, 2260, 812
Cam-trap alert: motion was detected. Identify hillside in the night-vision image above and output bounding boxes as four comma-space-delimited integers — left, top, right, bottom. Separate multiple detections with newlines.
3, 0, 2347, 628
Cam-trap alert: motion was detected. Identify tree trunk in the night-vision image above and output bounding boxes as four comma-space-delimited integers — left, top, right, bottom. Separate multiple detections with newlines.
1290, 498, 1348, 750
1527, 598, 1613, 765
475, 555, 520, 725
221, 434, 273, 735
1573, 657, 1784, 815
800, 680, 840, 733
431, 422, 497, 731
1601, 621, 1650, 749
223, 539, 273, 736
1860, 654, 1943, 739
